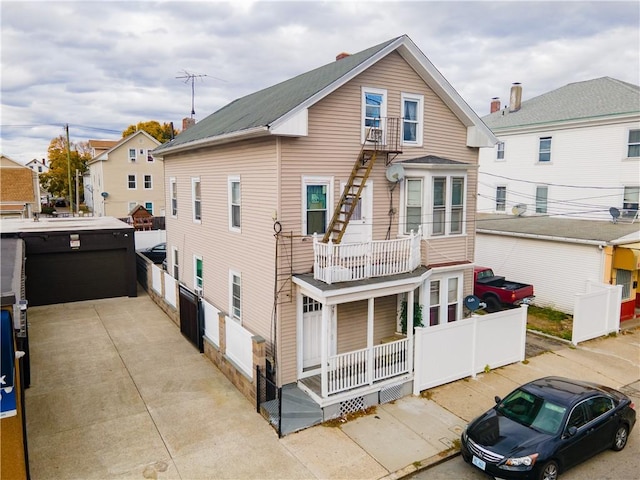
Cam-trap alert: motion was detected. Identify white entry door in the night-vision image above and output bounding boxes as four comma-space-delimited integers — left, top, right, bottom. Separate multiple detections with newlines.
302, 298, 323, 369
341, 181, 373, 244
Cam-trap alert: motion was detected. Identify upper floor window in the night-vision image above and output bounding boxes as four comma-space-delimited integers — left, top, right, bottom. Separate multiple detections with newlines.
536, 185, 548, 214
230, 271, 241, 322
194, 256, 203, 293
432, 176, 465, 235
405, 178, 423, 234
496, 186, 507, 211
144, 175, 152, 189
146, 149, 155, 162
496, 142, 505, 160
192, 177, 201, 223
303, 177, 332, 235
144, 202, 153, 215
129, 148, 136, 161
622, 186, 639, 217
127, 174, 136, 189
628, 129, 640, 158
170, 178, 177, 217
538, 137, 552, 162
172, 246, 179, 281
401, 93, 423, 146
362, 87, 387, 143
229, 176, 241, 231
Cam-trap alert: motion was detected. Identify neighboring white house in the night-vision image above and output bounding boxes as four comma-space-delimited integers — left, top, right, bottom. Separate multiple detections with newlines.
477, 78, 639, 221
25, 158, 50, 175
475, 78, 640, 321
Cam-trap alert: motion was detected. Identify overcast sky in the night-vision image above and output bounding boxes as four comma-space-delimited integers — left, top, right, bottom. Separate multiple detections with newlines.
1, 0, 638, 164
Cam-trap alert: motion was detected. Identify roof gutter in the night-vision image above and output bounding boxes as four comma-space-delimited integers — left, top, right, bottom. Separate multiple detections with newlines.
153, 126, 270, 156
477, 229, 608, 247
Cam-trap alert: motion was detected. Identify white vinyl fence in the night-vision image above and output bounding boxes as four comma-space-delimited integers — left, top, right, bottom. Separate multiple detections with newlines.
163, 272, 177, 308
225, 317, 254, 379
572, 281, 622, 345
151, 263, 163, 295
134, 230, 166, 250
413, 306, 527, 394
202, 299, 221, 347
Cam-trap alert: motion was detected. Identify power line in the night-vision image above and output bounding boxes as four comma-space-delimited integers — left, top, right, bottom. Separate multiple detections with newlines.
479, 171, 628, 190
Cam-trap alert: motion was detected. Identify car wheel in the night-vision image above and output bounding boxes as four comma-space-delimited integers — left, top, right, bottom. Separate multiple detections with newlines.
484, 296, 500, 313
538, 460, 559, 480
612, 425, 629, 451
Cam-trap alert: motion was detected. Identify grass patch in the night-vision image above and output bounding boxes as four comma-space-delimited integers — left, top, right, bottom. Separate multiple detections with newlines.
322, 406, 377, 427
527, 305, 573, 340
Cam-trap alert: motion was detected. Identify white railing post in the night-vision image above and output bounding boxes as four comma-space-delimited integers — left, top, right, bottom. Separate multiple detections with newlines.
326, 236, 334, 285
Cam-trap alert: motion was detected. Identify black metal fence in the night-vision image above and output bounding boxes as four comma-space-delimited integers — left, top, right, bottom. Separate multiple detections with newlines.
256, 365, 282, 437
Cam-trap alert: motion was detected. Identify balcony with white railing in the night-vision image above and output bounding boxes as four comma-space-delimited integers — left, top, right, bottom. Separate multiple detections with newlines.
313, 227, 422, 284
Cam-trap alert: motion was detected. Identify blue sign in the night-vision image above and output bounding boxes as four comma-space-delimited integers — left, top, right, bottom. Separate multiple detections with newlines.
1, 310, 17, 418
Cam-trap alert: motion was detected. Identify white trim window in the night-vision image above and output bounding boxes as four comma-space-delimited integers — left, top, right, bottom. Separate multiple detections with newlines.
230, 271, 241, 322
622, 186, 639, 217
432, 176, 465, 236
496, 141, 505, 160
615, 269, 632, 300
127, 201, 137, 213
170, 177, 177, 217
538, 137, 552, 162
401, 93, 423, 146
194, 256, 203, 294
361, 87, 387, 143
405, 178, 423, 234
127, 174, 137, 189
129, 148, 136, 162
535, 185, 548, 214
496, 186, 507, 212
302, 176, 333, 236
144, 201, 153, 215
427, 273, 463, 325
628, 129, 640, 158
144, 174, 152, 189
172, 246, 179, 281
146, 149, 155, 162
192, 177, 201, 223
229, 176, 241, 231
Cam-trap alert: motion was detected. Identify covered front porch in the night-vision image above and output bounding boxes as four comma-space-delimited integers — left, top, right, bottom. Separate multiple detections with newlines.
293, 267, 429, 408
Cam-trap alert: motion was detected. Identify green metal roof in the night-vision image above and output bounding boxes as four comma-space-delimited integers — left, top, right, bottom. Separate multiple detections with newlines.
483, 77, 640, 131
155, 37, 399, 153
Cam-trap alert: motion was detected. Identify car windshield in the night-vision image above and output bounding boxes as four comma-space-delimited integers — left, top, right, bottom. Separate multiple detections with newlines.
496, 388, 567, 435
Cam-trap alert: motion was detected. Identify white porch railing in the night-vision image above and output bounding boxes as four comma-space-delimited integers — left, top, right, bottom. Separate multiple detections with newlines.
326, 338, 409, 395
313, 227, 422, 284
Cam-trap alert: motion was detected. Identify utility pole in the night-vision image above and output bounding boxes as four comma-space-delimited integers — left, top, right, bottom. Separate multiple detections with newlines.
65, 124, 74, 214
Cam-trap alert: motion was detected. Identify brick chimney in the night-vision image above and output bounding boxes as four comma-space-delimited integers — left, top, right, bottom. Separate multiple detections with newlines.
336, 52, 351, 61
182, 117, 196, 131
509, 82, 522, 112
490, 97, 501, 113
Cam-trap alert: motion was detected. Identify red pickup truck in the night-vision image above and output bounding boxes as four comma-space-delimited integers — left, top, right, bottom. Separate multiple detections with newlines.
473, 266, 535, 312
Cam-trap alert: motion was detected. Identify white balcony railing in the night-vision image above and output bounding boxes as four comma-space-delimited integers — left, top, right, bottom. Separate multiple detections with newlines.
313, 227, 422, 284
326, 338, 410, 395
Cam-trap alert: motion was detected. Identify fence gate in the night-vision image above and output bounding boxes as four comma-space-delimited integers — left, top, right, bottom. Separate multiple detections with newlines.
179, 285, 203, 352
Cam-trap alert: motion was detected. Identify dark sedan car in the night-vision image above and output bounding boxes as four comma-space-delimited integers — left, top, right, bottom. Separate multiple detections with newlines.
140, 242, 166, 264
461, 376, 636, 480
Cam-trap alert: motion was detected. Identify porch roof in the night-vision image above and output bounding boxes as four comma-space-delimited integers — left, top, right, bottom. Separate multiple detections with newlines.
293, 266, 430, 303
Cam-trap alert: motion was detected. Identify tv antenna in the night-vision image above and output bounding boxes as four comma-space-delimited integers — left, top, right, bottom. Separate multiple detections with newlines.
176, 70, 209, 118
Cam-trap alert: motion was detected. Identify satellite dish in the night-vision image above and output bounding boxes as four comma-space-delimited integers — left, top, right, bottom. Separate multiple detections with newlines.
609, 207, 620, 223
101, 192, 109, 198
464, 295, 484, 312
512, 204, 527, 216
385, 164, 405, 183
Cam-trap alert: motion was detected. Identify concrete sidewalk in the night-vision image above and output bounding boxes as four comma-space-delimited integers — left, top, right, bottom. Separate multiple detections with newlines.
25, 289, 640, 479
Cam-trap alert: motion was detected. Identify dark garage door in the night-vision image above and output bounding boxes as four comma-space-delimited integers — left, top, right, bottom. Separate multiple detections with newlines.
26, 249, 131, 306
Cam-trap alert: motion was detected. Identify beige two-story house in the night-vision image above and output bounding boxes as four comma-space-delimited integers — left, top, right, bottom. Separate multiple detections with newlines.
0, 154, 41, 218
88, 130, 164, 218
154, 35, 496, 420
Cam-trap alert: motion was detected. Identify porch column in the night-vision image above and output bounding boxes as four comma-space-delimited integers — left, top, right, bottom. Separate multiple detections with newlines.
367, 297, 374, 385
407, 289, 414, 374
320, 302, 330, 398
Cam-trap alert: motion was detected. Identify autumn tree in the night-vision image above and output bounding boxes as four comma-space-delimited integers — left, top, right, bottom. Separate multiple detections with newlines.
39, 135, 91, 202
122, 120, 177, 143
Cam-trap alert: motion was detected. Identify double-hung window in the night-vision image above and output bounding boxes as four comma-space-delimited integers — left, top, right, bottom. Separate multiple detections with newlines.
496, 142, 505, 160
144, 174, 152, 189
623, 186, 639, 218
144, 202, 153, 215
401, 93, 423, 146
194, 256, 203, 294
229, 176, 241, 231
129, 148, 136, 162
230, 271, 241, 322
170, 178, 177, 217
146, 149, 154, 162
432, 176, 465, 235
172, 246, 179, 280
628, 129, 640, 158
362, 87, 387, 143
192, 177, 201, 223
536, 185, 548, 214
538, 137, 552, 162
427, 273, 462, 325
405, 178, 423, 234
303, 177, 332, 235
127, 174, 136, 189
496, 186, 507, 212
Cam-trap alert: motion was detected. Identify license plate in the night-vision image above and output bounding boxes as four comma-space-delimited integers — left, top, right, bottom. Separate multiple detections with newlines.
472, 455, 486, 471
